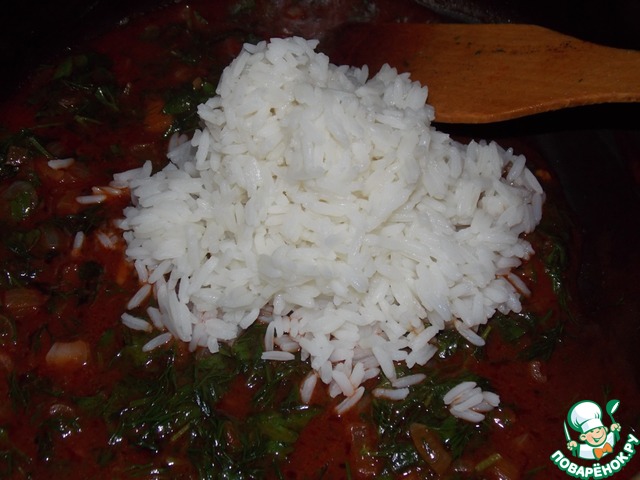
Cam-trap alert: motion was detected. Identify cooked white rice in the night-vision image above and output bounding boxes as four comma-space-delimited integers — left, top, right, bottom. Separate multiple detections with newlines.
112, 37, 544, 409
444, 381, 501, 422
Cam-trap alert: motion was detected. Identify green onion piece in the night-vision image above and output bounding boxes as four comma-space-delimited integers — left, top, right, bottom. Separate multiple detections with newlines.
475, 452, 502, 471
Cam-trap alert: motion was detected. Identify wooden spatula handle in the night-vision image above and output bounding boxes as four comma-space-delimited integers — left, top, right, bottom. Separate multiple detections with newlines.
330, 24, 640, 123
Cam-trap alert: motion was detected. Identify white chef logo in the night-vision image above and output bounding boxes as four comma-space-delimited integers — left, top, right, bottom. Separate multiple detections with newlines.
566, 399, 621, 460
550, 399, 640, 479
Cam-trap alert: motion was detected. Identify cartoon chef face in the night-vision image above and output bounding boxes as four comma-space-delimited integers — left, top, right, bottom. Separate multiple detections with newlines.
580, 425, 609, 447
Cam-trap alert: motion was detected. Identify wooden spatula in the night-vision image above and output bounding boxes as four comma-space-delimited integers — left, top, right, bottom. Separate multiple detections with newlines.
327, 23, 640, 123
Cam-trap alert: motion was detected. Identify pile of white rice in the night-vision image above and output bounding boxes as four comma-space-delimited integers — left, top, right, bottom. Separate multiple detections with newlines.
112, 37, 544, 412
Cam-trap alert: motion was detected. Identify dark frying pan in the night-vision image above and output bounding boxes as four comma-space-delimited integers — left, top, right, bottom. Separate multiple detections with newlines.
3, 0, 640, 86
3, 0, 640, 415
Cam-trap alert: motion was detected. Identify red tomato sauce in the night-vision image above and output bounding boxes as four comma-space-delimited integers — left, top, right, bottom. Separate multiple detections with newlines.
1, 0, 639, 479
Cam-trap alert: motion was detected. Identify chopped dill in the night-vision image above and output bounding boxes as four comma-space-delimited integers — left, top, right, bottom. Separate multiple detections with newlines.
520, 322, 564, 361
372, 372, 490, 475
78, 324, 321, 477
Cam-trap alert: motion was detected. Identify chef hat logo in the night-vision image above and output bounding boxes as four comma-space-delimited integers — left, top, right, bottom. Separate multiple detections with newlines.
567, 400, 604, 434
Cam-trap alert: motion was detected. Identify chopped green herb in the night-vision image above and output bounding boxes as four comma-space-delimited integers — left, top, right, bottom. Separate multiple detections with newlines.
520, 322, 564, 361
6, 181, 38, 221
162, 80, 219, 136
96, 324, 320, 476
52, 205, 106, 234
3, 229, 40, 256
372, 371, 489, 476
435, 328, 465, 359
